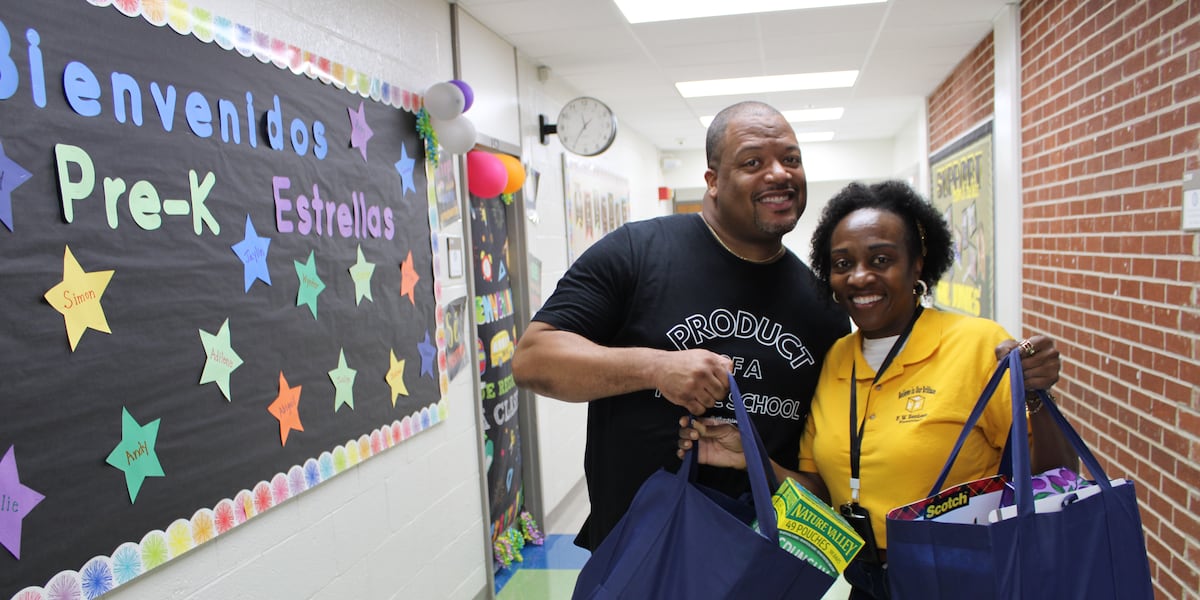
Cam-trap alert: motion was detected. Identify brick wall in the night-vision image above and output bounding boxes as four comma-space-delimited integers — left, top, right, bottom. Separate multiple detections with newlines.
928, 1, 1200, 597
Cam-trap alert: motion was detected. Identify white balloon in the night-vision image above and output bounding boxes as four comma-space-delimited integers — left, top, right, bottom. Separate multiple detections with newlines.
424, 81, 466, 120
434, 116, 477, 154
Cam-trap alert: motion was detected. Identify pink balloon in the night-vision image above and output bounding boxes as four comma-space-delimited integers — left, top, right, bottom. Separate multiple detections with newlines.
467, 151, 508, 198
450, 79, 474, 112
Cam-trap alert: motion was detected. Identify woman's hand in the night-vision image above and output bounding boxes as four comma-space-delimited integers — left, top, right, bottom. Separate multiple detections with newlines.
677, 416, 748, 470
996, 335, 1060, 391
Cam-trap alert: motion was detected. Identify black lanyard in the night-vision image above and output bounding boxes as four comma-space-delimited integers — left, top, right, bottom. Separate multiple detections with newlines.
848, 306, 923, 505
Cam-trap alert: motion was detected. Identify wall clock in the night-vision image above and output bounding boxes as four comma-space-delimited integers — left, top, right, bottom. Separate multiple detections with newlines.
539, 96, 618, 156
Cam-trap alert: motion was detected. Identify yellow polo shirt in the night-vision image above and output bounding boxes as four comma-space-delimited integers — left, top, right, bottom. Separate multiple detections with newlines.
798, 308, 1014, 549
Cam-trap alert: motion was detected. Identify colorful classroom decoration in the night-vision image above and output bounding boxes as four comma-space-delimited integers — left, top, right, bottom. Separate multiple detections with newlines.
467, 151, 508, 198
0, 2, 449, 597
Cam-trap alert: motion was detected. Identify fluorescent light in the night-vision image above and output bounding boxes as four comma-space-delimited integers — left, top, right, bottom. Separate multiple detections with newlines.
677, 71, 858, 97
615, 0, 887, 24
700, 107, 843, 128
796, 132, 835, 142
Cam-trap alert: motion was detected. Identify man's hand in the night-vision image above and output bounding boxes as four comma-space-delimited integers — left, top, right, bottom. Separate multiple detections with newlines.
677, 416, 746, 469
653, 350, 733, 415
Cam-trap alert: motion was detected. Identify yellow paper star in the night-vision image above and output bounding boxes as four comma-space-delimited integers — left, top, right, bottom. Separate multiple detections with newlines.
44, 246, 114, 351
385, 350, 408, 407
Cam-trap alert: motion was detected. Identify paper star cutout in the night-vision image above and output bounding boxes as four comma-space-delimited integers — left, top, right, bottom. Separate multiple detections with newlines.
294, 251, 326, 319
385, 350, 408, 407
44, 246, 114, 351
105, 408, 164, 504
232, 215, 271, 292
199, 318, 243, 401
348, 245, 376, 305
394, 142, 416, 195
0, 446, 44, 559
328, 349, 357, 412
400, 251, 419, 305
0, 141, 32, 232
418, 331, 437, 378
268, 372, 304, 446
348, 101, 373, 162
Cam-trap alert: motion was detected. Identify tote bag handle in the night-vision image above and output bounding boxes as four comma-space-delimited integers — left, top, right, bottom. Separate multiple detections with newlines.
927, 348, 1117, 516
679, 373, 782, 542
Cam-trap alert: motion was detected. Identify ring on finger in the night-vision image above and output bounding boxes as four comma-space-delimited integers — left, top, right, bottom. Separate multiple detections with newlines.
1018, 339, 1036, 357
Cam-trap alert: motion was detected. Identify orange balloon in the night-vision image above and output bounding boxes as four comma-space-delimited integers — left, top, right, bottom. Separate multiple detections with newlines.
497, 154, 526, 195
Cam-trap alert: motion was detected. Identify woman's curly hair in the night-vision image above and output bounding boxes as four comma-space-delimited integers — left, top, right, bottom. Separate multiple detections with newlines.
808, 180, 954, 293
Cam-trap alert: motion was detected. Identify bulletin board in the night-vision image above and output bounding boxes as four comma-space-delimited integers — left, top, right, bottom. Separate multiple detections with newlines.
0, 2, 446, 597
562, 157, 630, 264
930, 122, 995, 319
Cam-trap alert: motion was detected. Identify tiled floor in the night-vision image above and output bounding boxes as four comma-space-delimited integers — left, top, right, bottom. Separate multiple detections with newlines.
493, 485, 853, 599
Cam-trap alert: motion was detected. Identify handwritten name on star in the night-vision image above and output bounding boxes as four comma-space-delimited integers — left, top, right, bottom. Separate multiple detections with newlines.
124, 440, 149, 465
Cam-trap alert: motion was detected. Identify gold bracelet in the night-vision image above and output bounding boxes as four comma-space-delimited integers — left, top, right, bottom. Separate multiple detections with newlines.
1025, 391, 1053, 415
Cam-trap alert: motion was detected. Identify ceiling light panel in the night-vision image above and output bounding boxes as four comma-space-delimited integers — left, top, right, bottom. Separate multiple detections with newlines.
676, 71, 858, 97
615, 0, 888, 24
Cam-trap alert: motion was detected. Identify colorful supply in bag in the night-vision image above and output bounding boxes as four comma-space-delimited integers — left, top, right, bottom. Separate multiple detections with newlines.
754, 477, 865, 576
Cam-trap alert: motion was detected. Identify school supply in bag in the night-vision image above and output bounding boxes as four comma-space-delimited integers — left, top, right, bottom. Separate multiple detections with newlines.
885, 348, 1154, 599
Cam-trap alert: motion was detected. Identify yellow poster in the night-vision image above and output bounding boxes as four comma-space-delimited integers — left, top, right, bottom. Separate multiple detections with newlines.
930, 125, 994, 318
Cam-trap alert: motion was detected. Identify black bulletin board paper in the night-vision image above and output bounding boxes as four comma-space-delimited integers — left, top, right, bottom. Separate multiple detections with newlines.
0, 3, 439, 596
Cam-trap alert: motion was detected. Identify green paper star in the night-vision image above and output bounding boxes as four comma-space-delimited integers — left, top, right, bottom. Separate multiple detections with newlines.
328, 349, 357, 411
105, 408, 164, 504
348, 245, 376, 305
294, 251, 326, 319
199, 318, 243, 401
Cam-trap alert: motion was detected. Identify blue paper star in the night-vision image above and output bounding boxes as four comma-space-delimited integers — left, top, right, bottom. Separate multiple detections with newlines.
348, 101, 373, 162
0, 141, 33, 232
231, 215, 272, 292
418, 330, 437, 378
395, 142, 416, 195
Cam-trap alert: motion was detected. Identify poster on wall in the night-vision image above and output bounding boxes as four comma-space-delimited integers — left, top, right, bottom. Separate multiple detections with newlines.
563, 157, 630, 264
0, 2, 445, 597
469, 189, 524, 546
930, 122, 995, 319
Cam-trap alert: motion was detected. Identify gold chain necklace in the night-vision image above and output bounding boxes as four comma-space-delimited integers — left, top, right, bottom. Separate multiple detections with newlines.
699, 214, 787, 264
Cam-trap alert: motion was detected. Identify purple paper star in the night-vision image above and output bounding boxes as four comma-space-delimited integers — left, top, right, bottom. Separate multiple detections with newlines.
0, 445, 45, 560
348, 101, 373, 162
395, 142, 416, 195
418, 330, 437, 378
0, 141, 33, 232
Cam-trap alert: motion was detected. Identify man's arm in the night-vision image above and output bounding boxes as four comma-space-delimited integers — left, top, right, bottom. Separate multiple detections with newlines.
512, 321, 732, 415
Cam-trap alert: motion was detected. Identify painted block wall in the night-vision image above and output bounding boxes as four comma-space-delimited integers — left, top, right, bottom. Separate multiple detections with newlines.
929, 2, 1200, 597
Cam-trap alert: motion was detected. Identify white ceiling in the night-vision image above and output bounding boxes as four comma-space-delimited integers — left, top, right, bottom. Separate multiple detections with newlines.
452, 0, 1011, 152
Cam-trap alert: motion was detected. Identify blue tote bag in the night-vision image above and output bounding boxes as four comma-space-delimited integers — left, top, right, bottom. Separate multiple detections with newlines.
571, 375, 835, 599
886, 349, 1154, 599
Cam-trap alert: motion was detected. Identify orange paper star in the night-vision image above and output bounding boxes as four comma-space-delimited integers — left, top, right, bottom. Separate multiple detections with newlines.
400, 251, 419, 305
386, 350, 408, 407
267, 372, 304, 446
44, 246, 115, 351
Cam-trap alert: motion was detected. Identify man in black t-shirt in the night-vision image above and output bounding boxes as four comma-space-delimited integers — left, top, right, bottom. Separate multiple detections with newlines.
512, 101, 850, 550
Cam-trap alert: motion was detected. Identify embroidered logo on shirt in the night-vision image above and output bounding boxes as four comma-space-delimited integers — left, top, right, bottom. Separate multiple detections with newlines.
896, 386, 935, 424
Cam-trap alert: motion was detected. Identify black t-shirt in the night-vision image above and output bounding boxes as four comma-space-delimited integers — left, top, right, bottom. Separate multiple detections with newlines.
533, 213, 849, 550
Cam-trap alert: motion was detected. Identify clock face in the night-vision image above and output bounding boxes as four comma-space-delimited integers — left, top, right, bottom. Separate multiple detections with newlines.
556, 97, 618, 156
